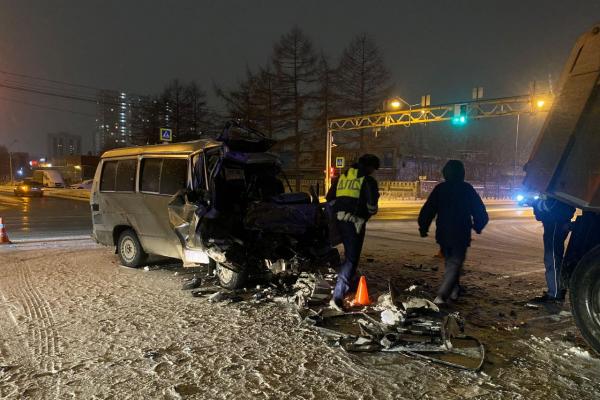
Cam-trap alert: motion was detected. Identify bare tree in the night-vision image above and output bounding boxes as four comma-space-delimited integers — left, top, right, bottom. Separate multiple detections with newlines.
272, 27, 318, 170
161, 79, 186, 140
181, 81, 208, 140
335, 33, 392, 152
215, 67, 260, 128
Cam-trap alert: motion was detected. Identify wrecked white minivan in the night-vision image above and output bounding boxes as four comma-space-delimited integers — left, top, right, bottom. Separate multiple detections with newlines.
91, 122, 340, 288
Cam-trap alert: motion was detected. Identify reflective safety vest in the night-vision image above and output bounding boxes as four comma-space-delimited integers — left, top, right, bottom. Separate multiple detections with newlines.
336, 168, 364, 199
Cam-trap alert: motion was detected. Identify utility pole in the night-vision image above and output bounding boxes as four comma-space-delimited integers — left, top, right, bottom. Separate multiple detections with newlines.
513, 114, 520, 190
7, 139, 18, 185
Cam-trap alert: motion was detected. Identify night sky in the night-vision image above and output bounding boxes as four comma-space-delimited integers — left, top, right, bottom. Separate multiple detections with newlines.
0, 0, 598, 156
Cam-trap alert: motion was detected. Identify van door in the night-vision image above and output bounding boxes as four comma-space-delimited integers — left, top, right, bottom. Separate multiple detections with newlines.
92, 158, 138, 245
137, 156, 190, 258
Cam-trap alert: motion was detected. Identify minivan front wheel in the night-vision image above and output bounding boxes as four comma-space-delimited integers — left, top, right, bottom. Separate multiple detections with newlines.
117, 229, 148, 268
216, 263, 247, 289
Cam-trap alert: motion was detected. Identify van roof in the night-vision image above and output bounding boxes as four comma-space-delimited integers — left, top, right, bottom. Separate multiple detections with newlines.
101, 139, 221, 159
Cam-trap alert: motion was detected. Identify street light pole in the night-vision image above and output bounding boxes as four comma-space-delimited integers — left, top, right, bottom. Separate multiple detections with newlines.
325, 126, 333, 192
8, 152, 13, 185
513, 113, 520, 189
7, 139, 18, 185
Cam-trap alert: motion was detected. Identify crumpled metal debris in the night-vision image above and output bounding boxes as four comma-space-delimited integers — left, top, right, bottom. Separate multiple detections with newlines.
181, 276, 202, 290
402, 297, 440, 313
300, 290, 485, 371
293, 273, 332, 306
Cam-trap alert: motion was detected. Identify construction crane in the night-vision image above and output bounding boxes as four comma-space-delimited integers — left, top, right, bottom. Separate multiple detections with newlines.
325, 92, 554, 190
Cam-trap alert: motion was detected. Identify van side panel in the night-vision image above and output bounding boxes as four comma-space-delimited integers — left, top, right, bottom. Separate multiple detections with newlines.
91, 156, 190, 260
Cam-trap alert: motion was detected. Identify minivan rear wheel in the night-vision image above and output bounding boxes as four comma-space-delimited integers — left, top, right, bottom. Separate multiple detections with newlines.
216, 263, 247, 289
117, 229, 148, 268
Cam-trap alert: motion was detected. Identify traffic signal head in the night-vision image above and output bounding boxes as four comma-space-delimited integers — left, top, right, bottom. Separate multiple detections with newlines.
452, 104, 468, 125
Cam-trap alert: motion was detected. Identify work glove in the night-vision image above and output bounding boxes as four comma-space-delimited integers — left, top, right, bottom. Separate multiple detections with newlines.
419, 230, 428, 238
475, 229, 482, 234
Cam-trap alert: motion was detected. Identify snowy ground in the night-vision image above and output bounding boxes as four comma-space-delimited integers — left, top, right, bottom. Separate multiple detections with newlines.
1, 218, 600, 399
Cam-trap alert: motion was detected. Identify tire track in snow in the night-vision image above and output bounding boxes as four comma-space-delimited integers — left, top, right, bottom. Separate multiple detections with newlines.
16, 261, 62, 376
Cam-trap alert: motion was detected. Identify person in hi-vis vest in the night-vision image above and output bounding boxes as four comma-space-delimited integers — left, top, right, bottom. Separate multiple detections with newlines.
326, 154, 380, 311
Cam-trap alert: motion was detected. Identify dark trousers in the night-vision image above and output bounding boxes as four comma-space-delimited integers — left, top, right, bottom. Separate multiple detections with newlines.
438, 246, 467, 300
333, 220, 366, 301
542, 220, 570, 298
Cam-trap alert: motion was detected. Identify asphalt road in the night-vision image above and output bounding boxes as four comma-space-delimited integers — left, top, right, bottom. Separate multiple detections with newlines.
0, 192, 92, 240
0, 193, 532, 241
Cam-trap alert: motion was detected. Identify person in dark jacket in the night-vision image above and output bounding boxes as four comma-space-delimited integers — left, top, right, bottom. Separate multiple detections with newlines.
326, 154, 380, 310
418, 160, 489, 305
532, 196, 575, 302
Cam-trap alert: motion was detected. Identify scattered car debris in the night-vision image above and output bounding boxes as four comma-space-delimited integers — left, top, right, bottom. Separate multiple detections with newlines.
402, 297, 440, 313
181, 276, 202, 290
187, 267, 485, 371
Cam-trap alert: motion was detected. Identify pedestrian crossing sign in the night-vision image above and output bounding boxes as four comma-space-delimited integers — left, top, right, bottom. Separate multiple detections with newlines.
335, 157, 345, 168
160, 128, 172, 142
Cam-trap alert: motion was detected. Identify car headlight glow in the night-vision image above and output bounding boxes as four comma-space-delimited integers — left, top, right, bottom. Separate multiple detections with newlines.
516, 194, 524, 202
534, 195, 540, 200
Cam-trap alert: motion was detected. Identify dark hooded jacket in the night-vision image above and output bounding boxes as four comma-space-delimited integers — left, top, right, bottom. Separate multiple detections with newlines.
418, 160, 489, 247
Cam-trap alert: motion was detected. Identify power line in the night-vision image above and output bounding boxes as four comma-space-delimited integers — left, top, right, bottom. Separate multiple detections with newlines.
0, 96, 96, 117
0, 69, 229, 115
0, 69, 109, 92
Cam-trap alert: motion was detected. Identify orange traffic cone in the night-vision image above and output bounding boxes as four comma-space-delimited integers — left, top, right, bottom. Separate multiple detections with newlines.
0, 217, 11, 244
353, 276, 371, 306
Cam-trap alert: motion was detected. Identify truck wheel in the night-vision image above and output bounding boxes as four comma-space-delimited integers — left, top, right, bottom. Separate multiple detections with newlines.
117, 229, 148, 268
570, 245, 600, 353
216, 263, 247, 289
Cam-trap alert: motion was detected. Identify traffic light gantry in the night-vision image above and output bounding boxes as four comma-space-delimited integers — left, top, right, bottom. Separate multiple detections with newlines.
325, 92, 553, 189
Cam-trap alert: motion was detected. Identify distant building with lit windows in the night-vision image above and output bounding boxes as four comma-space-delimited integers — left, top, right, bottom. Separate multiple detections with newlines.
47, 132, 82, 159
94, 90, 136, 154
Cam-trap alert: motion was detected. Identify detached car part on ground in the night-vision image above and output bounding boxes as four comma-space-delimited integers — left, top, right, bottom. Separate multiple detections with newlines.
168, 122, 340, 289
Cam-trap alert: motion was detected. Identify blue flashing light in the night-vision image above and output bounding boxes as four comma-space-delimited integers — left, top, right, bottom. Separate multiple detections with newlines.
516, 194, 525, 202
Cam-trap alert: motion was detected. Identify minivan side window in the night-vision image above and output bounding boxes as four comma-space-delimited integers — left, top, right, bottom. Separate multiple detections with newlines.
100, 159, 137, 192
140, 158, 188, 195
161, 159, 188, 195
115, 159, 137, 192
140, 159, 162, 193
100, 161, 117, 191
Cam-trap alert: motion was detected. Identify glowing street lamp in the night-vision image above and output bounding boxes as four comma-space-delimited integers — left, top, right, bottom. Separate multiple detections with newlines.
536, 99, 545, 108
389, 99, 402, 109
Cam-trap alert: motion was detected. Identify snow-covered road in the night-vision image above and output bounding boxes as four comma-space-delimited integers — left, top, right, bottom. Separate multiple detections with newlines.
1, 219, 599, 399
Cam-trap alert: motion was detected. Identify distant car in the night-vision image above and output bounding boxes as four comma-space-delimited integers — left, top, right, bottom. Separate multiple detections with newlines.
515, 191, 539, 207
70, 179, 93, 190
14, 179, 44, 197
